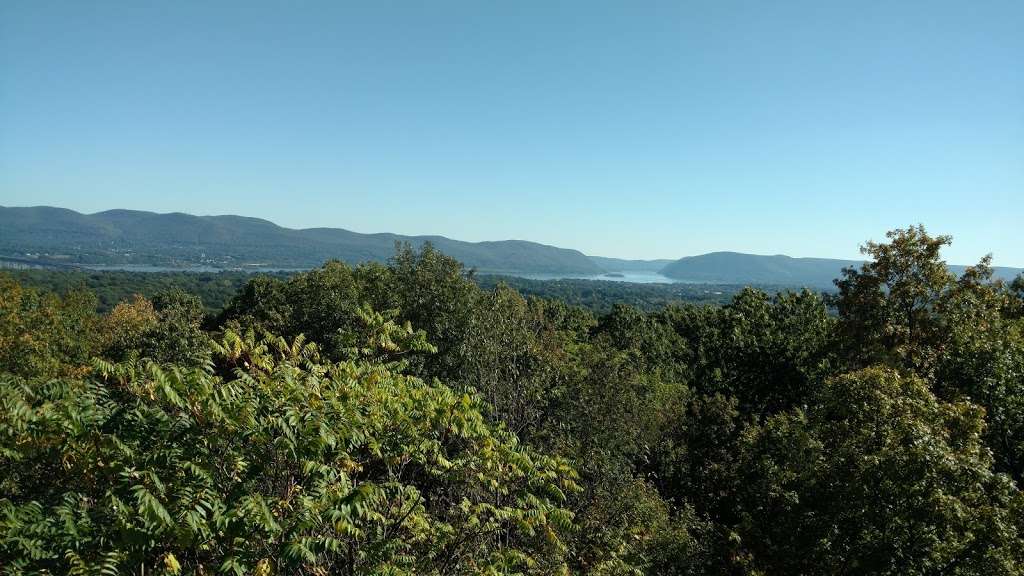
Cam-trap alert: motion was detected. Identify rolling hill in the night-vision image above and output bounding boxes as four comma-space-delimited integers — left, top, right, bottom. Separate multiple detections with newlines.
3, 206, 1020, 286
0, 206, 603, 275
659, 251, 1023, 287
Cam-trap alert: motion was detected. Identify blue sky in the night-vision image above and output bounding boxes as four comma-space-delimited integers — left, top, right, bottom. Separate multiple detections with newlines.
2, 1, 1021, 265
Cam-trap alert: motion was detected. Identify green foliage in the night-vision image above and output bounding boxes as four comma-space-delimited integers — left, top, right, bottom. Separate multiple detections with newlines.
934, 260, 1024, 481
832, 228, 1024, 485
4, 226, 1024, 574
1, 328, 579, 574
661, 287, 834, 416
736, 367, 1024, 574
0, 275, 101, 379
475, 275, 756, 313
145, 289, 210, 364
1011, 274, 1024, 311
650, 392, 745, 532
6, 269, 273, 313
220, 245, 585, 443
834, 224, 958, 373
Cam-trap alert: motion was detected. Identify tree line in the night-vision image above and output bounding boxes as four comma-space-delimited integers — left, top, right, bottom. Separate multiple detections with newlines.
1, 269, 287, 314
2, 225, 1024, 574
5, 269, 754, 316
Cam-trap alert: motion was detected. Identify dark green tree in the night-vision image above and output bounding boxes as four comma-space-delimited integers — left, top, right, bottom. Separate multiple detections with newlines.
736, 367, 1024, 575
663, 288, 834, 416
834, 225, 957, 374
139, 288, 210, 364
933, 258, 1024, 482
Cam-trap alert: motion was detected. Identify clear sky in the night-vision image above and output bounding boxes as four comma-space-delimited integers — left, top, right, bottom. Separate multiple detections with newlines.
1, 1, 1021, 265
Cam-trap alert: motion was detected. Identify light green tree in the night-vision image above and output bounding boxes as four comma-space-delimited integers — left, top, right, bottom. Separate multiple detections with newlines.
1, 318, 578, 574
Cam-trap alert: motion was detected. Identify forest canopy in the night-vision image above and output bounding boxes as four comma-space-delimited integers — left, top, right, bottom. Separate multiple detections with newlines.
2, 225, 1024, 575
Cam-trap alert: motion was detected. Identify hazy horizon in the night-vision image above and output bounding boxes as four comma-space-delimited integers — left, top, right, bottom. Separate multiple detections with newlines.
2, 1, 1022, 265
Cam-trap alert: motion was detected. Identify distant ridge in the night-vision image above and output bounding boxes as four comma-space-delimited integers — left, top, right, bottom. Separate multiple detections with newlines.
659, 251, 1023, 288
0, 206, 603, 275
588, 256, 674, 273
659, 252, 861, 287
2, 206, 1020, 286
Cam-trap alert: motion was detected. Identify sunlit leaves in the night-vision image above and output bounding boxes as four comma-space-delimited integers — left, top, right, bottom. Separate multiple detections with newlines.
0, 329, 577, 574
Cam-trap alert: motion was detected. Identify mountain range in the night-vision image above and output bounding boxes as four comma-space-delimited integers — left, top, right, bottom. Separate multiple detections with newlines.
1, 206, 1021, 288
659, 252, 1022, 287
0, 206, 602, 274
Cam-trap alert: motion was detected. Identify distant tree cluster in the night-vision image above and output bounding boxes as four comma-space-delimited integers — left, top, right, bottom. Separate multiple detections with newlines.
2, 226, 1024, 574
3, 269, 284, 314
8, 269, 757, 317
474, 275, 769, 312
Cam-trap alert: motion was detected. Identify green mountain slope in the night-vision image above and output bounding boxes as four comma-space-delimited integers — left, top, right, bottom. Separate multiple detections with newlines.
0, 206, 603, 275
660, 251, 1022, 287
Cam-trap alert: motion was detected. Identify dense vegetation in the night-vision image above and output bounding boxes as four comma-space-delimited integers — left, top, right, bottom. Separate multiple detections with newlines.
0, 270, 283, 314
3, 225, 1024, 574
6, 269, 757, 315
472, 276, 764, 312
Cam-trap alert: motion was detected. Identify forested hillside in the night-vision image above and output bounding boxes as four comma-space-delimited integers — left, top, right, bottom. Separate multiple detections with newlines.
8, 206, 1020, 287
0, 206, 602, 275
3, 225, 1024, 574
660, 250, 1024, 287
